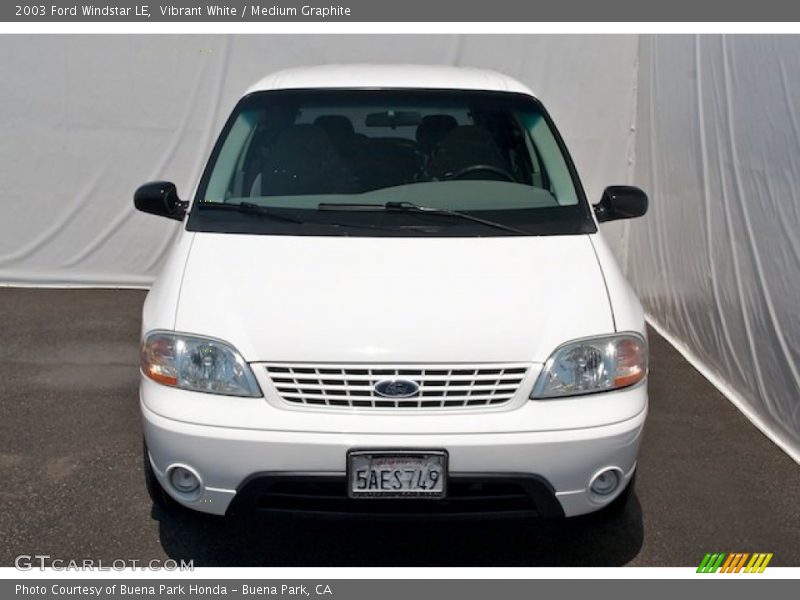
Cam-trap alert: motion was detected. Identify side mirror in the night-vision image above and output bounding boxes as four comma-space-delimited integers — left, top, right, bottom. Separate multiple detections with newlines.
594, 186, 648, 223
134, 181, 188, 221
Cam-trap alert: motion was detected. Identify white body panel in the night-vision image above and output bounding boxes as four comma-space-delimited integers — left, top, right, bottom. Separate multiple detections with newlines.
143, 397, 644, 518
139, 65, 648, 518
171, 234, 613, 364
245, 64, 536, 96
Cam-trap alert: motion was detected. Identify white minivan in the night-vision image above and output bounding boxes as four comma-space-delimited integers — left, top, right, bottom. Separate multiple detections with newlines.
135, 65, 649, 519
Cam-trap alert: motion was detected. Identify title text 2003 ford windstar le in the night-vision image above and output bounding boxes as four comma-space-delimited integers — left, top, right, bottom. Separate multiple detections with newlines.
135, 65, 649, 519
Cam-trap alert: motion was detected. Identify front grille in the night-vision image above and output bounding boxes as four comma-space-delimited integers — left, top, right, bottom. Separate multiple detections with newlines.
263, 363, 530, 410
228, 474, 565, 518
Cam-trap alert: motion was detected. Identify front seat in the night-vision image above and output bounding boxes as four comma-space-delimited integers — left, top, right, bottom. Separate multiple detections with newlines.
255, 124, 356, 196
314, 115, 357, 156
415, 114, 458, 157
428, 125, 512, 181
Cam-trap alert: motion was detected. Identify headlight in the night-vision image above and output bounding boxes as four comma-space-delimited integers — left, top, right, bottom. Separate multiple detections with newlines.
531, 333, 647, 399
140, 332, 261, 397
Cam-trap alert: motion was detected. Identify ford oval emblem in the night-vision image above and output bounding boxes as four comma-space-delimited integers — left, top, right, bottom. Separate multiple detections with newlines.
374, 378, 420, 398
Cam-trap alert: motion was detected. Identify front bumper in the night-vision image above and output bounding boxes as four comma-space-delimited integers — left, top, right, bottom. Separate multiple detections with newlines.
141, 389, 646, 518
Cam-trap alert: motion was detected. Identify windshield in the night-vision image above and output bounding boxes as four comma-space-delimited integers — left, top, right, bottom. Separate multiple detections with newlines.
189, 89, 596, 237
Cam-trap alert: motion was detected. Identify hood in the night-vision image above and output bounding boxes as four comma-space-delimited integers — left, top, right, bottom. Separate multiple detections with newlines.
175, 233, 614, 363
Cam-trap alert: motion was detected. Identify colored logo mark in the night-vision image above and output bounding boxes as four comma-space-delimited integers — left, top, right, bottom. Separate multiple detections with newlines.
697, 552, 773, 573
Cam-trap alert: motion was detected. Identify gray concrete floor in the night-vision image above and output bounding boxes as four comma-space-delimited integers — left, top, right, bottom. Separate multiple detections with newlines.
1, 288, 798, 567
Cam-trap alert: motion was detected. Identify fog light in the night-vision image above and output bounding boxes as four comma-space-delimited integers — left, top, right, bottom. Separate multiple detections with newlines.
169, 466, 200, 494
590, 468, 620, 496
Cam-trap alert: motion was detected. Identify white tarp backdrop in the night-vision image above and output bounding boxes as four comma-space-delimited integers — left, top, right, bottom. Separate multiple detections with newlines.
0, 35, 637, 285
632, 35, 800, 461
0, 35, 798, 460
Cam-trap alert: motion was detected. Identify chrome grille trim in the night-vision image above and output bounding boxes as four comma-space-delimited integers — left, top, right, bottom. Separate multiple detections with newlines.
262, 363, 530, 410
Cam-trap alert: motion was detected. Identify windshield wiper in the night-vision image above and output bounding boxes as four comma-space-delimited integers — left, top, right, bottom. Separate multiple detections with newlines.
318, 201, 531, 235
198, 201, 306, 224
199, 201, 406, 232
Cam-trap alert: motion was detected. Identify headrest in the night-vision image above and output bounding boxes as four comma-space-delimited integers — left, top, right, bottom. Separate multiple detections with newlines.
415, 115, 458, 152
314, 115, 356, 140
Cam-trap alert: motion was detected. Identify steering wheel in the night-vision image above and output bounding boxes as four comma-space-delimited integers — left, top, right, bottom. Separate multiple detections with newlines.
445, 164, 516, 182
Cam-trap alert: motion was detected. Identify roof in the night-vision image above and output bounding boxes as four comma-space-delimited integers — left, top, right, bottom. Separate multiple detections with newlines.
244, 64, 536, 97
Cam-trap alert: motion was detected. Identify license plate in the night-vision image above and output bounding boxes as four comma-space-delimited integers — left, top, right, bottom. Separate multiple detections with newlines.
347, 450, 447, 498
